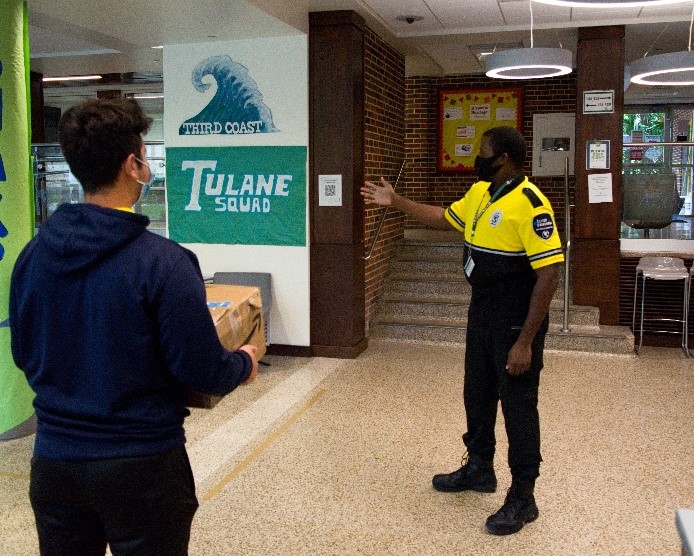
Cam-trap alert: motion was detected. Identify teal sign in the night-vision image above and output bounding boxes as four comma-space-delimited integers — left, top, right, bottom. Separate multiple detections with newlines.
166, 146, 306, 246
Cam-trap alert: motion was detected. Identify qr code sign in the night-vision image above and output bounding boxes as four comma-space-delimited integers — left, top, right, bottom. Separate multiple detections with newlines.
324, 183, 336, 197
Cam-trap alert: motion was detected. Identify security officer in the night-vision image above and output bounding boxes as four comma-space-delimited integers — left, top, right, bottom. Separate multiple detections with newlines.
361, 126, 564, 535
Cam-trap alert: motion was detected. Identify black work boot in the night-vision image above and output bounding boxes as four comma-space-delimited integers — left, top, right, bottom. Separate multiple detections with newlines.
485, 480, 539, 535
432, 452, 497, 493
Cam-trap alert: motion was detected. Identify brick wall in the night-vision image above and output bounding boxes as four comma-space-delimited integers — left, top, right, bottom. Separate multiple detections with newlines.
404, 74, 577, 232
363, 28, 405, 327
362, 42, 578, 330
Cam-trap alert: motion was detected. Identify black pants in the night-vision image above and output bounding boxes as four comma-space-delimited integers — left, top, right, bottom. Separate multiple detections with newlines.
29, 445, 199, 556
462, 313, 546, 483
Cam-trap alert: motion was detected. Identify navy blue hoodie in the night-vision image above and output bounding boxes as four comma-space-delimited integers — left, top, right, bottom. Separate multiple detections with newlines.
9, 203, 252, 460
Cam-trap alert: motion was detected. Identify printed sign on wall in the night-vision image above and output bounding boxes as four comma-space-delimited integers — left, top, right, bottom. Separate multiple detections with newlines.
164, 37, 308, 245
166, 145, 306, 245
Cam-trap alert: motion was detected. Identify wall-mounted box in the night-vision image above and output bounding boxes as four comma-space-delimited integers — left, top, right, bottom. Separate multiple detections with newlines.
532, 113, 575, 177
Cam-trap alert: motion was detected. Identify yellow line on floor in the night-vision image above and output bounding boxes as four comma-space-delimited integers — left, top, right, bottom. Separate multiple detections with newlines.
0, 471, 30, 480
202, 388, 327, 502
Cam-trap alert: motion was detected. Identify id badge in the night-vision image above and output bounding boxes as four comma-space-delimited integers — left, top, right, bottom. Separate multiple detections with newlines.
464, 255, 475, 277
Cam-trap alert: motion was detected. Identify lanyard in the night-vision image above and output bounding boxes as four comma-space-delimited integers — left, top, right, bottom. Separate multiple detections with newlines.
470, 176, 519, 239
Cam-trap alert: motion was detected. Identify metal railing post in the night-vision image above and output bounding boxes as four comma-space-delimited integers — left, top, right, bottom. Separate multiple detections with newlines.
562, 157, 571, 334
363, 159, 407, 261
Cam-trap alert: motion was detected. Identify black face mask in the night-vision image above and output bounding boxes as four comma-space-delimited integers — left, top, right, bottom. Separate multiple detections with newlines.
474, 154, 503, 182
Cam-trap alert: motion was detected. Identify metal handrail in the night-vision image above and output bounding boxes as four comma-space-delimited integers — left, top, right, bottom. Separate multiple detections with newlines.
624, 142, 694, 147
363, 159, 407, 261
562, 157, 571, 334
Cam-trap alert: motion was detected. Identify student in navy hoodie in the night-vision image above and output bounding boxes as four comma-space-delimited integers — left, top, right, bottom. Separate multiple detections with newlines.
9, 97, 259, 556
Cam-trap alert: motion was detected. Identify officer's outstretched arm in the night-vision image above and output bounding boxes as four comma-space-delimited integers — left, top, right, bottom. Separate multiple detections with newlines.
362, 177, 453, 230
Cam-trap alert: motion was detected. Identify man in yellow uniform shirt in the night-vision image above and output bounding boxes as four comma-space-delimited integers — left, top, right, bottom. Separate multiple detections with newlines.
361, 126, 563, 535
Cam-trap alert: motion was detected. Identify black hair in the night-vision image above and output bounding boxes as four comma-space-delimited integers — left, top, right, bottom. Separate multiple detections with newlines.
482, 126, 527, 168
57, 97, 152, 194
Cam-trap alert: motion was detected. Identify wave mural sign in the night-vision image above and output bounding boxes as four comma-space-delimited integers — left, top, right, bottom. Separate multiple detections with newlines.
166, 145, 306, 245
178, 55, 278, 136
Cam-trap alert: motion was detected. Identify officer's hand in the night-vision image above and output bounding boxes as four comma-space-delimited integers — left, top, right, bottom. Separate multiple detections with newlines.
239, 344, 259, 384
361, 177, 395, 206
506, 340, 532, 375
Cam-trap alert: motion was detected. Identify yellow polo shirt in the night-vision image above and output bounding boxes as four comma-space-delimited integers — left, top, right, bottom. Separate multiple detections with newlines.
444, 176, 564, 287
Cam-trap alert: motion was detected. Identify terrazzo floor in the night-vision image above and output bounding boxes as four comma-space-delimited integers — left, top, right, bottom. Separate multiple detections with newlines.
1, 339, 692, 555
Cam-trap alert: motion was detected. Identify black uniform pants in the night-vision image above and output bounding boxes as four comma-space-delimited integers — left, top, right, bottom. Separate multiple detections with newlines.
29, 444, 199, 556
462, 312, 546, 483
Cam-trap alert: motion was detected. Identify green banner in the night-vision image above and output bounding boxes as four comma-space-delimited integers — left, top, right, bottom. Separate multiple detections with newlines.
166, 146, 306, 246
0, 0, 36, 436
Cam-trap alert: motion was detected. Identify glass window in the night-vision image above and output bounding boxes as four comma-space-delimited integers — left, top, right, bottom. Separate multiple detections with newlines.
622, 107, 693, 240
32, 141, 166, 236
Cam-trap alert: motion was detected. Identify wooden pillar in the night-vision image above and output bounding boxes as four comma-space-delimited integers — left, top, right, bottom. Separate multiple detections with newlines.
29, 72, 45, 143
96, 90, 122, 99
308, 11, 368, 358
573, 26, 624, 324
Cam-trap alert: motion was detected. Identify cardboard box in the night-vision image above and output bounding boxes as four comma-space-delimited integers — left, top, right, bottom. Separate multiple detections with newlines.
185, 284, 266, 409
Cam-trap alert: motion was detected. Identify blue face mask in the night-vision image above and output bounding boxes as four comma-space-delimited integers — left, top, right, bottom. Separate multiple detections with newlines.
134, 156, 154, 204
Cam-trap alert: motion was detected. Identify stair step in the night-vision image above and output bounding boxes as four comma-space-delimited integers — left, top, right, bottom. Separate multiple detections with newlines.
397, 244, 465, 260
385, 276, 568, 301
370, 322, 634, 355
370, 235, 633, 355
391, 259, 463, 274
376, 300, 600, 327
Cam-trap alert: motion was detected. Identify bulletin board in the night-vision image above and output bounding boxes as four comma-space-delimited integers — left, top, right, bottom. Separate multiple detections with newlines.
438, 88, 522, 173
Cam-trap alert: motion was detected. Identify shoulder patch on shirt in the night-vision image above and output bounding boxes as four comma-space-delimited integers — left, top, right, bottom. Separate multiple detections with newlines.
522, 187, 544, 209
532, 213, 555, 240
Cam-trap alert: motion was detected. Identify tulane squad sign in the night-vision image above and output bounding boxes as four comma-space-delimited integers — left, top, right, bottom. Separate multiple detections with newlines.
166, 146, 306, 246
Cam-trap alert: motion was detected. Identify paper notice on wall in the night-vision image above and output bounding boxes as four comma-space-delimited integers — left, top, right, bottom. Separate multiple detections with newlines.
470, 104, 491, 120
318, 174, 342, 206
588, 173, 613, 204
444, 107, 463, 120
496, 107, 516, 121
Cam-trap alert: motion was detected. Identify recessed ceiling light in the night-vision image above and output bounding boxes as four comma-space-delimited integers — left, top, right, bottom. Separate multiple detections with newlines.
533, 0, 691, 7
151, 45, 163, 49
42, 75, 103, 82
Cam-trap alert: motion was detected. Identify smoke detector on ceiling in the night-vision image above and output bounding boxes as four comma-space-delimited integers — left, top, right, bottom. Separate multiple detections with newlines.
396, 15, 424, 25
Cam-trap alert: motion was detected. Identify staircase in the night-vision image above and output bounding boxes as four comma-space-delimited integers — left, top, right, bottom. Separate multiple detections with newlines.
370, 230, 635, 355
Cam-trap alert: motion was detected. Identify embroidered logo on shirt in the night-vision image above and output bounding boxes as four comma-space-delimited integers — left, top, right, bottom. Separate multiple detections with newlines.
532, 213, 554, 239
489, 209, 503, 227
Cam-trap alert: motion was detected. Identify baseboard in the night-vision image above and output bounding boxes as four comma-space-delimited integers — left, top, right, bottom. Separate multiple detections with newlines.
310, 337, 369, 359
265, 344, 312, 357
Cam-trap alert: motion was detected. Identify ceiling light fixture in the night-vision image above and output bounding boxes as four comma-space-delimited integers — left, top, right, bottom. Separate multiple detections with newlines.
532, 0, 691, 7
630, 4, 694, 85
485, 1, 572, 80
42, 75, 103, 82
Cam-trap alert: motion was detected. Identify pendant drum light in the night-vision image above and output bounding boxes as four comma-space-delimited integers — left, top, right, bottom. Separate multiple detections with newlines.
485, 1, 572, 80
629, 3, 694, 85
